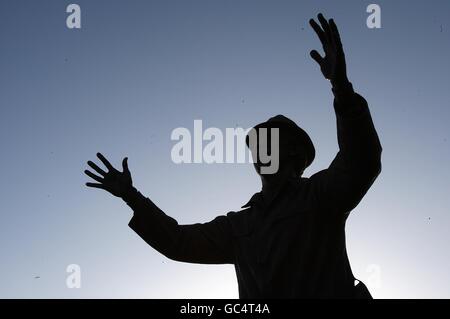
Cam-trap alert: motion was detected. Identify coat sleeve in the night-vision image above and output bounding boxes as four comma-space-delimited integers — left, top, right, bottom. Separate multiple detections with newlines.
123, 188, 234, 264
309, 82, 382, 215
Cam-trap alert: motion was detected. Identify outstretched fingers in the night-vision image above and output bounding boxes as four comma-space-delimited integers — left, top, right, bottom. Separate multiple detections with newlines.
310, 50, 323, 65
122, 157, 129, 174
97, 152, 114, 171
84, 169, 104, 183
317, 13, 332, 43
86, 182, 106, 190
87, 160, 107, 176
329, 18, 343, 49
309, 18, 326, 46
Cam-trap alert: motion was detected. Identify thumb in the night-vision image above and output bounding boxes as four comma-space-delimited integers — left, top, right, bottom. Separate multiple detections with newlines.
310, 50, 323, 65
122, 157, 129, 173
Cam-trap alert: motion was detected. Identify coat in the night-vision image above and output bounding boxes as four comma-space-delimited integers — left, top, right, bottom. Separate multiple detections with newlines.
123, 82, 382, 298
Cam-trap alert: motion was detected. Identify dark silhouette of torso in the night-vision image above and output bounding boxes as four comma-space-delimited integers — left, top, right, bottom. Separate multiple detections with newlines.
84, 13, 382, 299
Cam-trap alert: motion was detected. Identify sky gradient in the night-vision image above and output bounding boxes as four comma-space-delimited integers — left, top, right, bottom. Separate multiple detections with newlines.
1, 0, 449, 298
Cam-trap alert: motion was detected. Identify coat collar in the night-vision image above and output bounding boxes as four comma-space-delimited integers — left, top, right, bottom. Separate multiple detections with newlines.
241, 192, 263, 208
241, 177, 302, 209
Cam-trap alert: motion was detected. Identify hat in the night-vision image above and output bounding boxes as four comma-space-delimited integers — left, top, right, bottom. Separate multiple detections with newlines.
246, 115, 315, 169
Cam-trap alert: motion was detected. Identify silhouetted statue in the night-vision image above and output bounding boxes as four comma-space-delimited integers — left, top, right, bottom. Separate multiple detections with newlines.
85, 14, 382, 298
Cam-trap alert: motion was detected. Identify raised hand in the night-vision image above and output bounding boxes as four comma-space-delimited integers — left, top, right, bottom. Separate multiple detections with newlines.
84, 153, 133, 198
309, 13, 348, 85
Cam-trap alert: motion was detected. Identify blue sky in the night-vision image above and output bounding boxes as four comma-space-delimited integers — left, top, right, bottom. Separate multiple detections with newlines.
0, 0, 449, 298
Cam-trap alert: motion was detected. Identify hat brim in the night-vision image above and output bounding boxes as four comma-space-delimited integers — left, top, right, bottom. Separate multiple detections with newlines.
246, 120, 315, 169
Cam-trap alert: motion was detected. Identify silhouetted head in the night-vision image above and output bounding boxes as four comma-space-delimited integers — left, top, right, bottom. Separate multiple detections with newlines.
246, 115, 315, 182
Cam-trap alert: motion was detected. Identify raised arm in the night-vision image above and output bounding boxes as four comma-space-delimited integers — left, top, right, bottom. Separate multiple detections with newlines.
308, 14, 382, 214
84, 153, 234, 264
